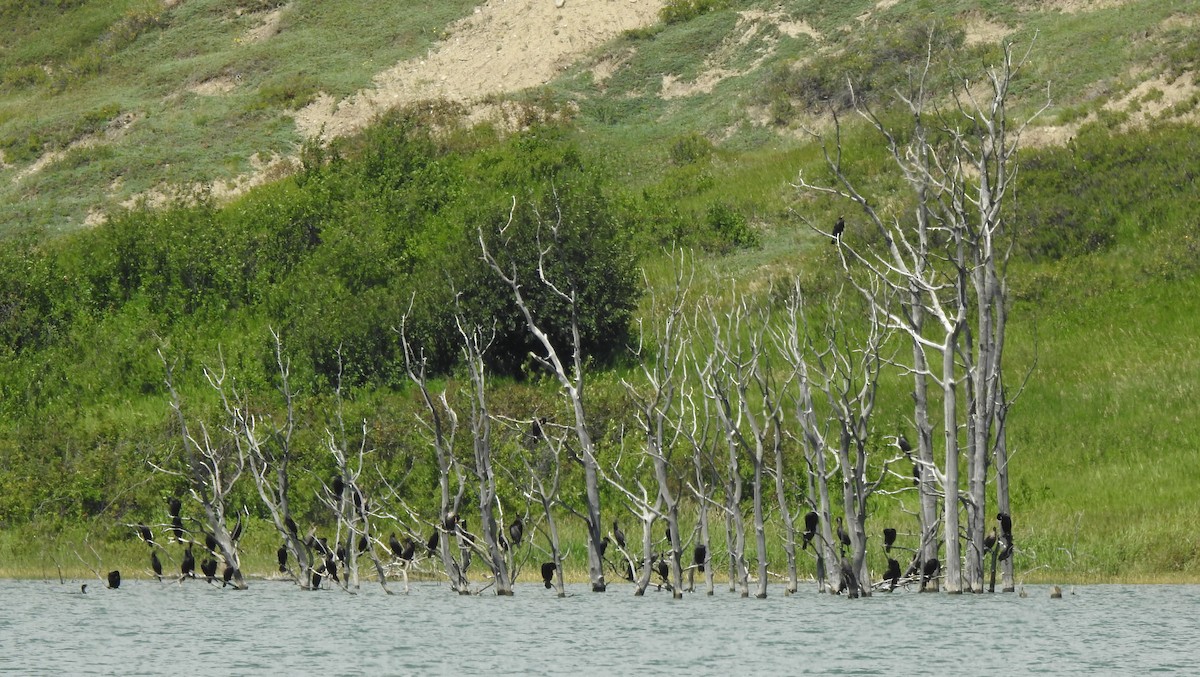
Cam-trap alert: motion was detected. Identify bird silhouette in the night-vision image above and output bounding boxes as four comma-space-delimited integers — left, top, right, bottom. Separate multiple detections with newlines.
107, 570, 121, 589
151, 551, 163, 581
201, 558, 217, 583
332, 475, 344, 499
508, 518, 524, 549
541, 561, 556, 589
136, 523, 153, 546
612, 521, 626, 549
883, 527, 897, 553
222, 565, 236, 587
831, 215, 845, 242
277, 545, 288, 573
693, 544, 707, 573
181, 545, 195, 578
801, 511, 818, 550
884, 557, 901, 591
836, 516, 851, 548
921, 557, 940, 590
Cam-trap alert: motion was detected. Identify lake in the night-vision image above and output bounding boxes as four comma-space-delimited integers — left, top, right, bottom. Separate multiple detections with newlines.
1, 579, 1195, 675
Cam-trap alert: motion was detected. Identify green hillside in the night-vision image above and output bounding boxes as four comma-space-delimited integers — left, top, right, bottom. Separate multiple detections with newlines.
1, 0, 1199, 584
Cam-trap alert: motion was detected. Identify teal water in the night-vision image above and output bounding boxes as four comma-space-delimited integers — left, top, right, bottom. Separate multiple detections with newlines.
1, 580, 1195, 675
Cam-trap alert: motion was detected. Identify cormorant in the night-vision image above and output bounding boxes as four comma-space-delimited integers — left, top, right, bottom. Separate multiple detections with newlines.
983, 527, 998, 554
277, 545, 288, 573
599, 536, 610, 559
107, 570, 121, 589
898, 433, 912, 453
151, 551, 163, 581
80, 584, 88, 594
389, 532, 404, 558
167, 496, 181, 519
426, 529, 439, 556
883, 527, 897, 553
884, 557, 901, 591
443, 511, 457, 532
285, 515, 299, 537
311, 570, 322, 589
332, 475, 344, 499
136, 523, 153, 546
801, 511, 818, 550
325, 557, 339, 584
921, 557, 940, 590
201, 558, 217, 583
357, 535, 369, 554
170, 515, 185, 543
222, 565, 235, 587
997, 512, 1013, 542
832, 215, 845, 242
836, 516, 851, 548
655, 557, 669, 583
205, 532, 218, 555
613, 521, 626, 549
401, 538, 416, 562
181, 545, 195, 578
541, 561, 556, 589
693, 544, 707, 573
508, 518, 524, 548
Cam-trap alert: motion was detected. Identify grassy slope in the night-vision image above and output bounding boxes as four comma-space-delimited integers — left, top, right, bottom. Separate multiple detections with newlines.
1, 0, 1199, 583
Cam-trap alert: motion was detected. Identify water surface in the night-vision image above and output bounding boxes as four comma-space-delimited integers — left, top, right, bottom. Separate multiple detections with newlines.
2, 579, 1194, 675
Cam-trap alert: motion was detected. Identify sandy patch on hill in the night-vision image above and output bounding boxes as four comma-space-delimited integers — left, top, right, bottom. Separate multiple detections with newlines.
295, 0, 666, 141
661, 10, 819, 100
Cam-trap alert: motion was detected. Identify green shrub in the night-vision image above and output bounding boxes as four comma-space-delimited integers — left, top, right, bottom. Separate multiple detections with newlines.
659, 0, 731, 25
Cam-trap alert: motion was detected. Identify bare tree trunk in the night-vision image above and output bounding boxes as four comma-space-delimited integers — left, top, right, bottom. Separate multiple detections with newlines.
478, 206, 607, 592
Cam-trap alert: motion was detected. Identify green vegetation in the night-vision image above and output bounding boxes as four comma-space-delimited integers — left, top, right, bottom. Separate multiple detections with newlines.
1, 0, 1199, 584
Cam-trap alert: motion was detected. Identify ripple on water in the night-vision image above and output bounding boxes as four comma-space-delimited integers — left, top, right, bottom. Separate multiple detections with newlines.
4, 581, 1200, 675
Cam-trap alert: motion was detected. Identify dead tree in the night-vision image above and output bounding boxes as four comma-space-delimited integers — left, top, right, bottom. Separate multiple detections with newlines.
478, 198, 608, 592
399, 317, 470, 594
454, 313, 514, 596
508, 416, 568, 597
217, 329, 315, 589
794, 35, 1046, 594
620, 258, 692, 598
679, 383, 718, 595
155, 349, 247, 590
777, 286, 840, 594
318, 347, 394, 594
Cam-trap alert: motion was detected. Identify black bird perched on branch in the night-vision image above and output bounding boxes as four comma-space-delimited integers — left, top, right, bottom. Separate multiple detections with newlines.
997, 512, 1013, 543
599, 536, 610, 559
613, 521, 626, 550
836, 516, 851, 548
898, 433, 912, 453
401, 538, 416, 562
200, 558, 217, 584
170, 515, 185, 544
655, 557, 669, 584
136, 523, 153, 547
357, 535, 369, 555
693, 544, 707, 573
311, 570, 322, 590
285, 515, 299, 538
222, 565, 236, 588
883, 527, 897, 553
389, 533, 404, 559
802, 511, 818, 550
541, 561, 556, 589
508, 518, 524, 549
426, 529, 439, 557
151, 551, 163, 581
181, 545, 195, 579
984, 527, 998, 554
277, 545, 288, 573
325, 557, 339, 584
920, 557, 940, 591
831, 215, 845, 243
167, 496, 181, 520
332, 475, 344, 499
884, 557, 901, 591
107, 570, 121, 589
205, 532, 218, 555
